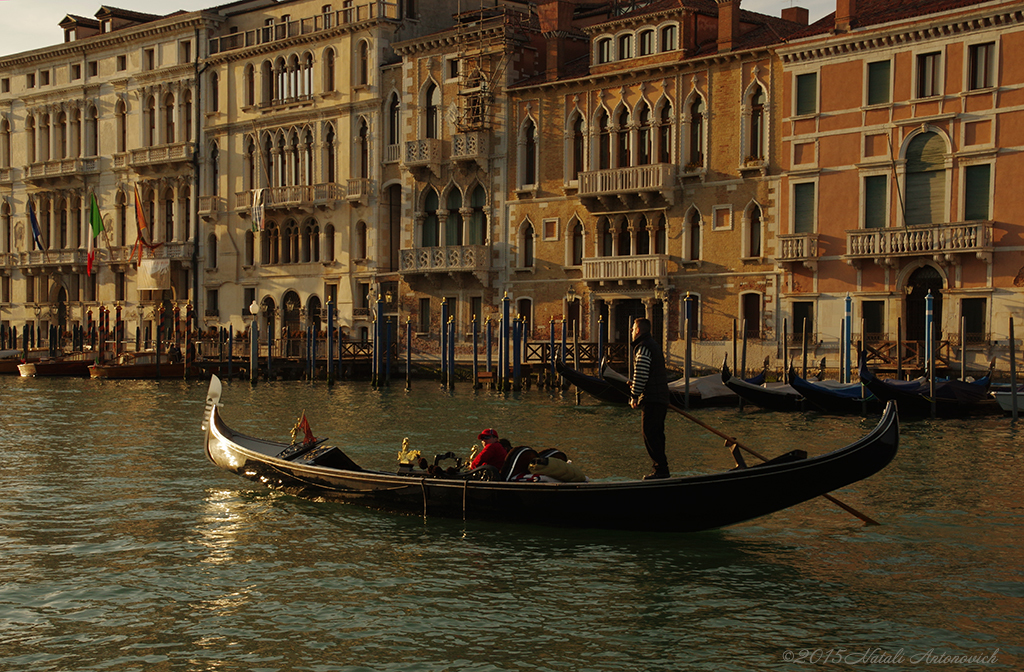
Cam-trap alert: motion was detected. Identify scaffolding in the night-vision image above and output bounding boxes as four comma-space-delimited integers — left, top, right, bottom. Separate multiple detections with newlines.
453, 0, 533, 133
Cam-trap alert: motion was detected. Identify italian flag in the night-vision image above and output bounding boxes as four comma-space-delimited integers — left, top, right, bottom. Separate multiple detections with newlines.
87, 193, 104, 276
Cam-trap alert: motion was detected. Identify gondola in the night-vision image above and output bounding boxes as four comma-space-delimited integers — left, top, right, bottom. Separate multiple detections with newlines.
202, 375, 900, 533
858, 357, 993, 418
89, 350, 204, 379
788, 366, 883, 415
722, 363, 804, 412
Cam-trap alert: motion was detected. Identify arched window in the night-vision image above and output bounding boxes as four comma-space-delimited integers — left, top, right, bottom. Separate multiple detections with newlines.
1, 202, 10, 254
57, 111, 68, 159
637, 103, 652, 166
261, 61, 274, 104
209, 71, 219, 112
116, 191, 127, 246
905, 131, 947, 226
654, 214, 666, 254
26, 116, 36, 163
164, 93, 175, 143
244, 230, 255, 266
358, 118, 369, 178
636, 216, 651, 255
522, 118, 537, 186
686, 209, 701, 261
616, 108, 630, 168
446, 188, 463, 246
469, 185, 486, 245
357, 40, 370, 86
209, 143, 219, 196
747, 205, 762, 258
115, 100, 127, 153
39, 114, 50, 161
245, 64, 255, 106
618, 33, 633, 60
661, 25, 677, 51
639, 30, 654, 56
246, 140, 256, 190
182, 90, 193, 142
570, 220, 584, 266
324, 48, 335, 92
425, 82, 440, 139
208, 232, 218, 269
324, 224, 335, 262
422, 188, 439, 247
599, 217, 613, 257
520, 221, 535, 267
687, 96, 705, 168
748, 87, 766, 161
325, 125, 336, 183
570, 114, 585, 180
597, 38, 612, 64
281, 220, 295, 263
617, 221, 631, 256
0, 119, 11, 168
300, 221, 314, 262
163, 188, 175, 243
388, 93, 401, 146
356, 221, 368, 259
657, 102, 672, 164
146, 96, 157, 147
597, 109, 611, 170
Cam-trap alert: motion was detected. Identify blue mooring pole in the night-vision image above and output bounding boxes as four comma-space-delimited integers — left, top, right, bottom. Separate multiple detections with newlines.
472, 316, 479, 389
502, 292, 510, 391
327, 299, 334, 386
406, 318, 412, 391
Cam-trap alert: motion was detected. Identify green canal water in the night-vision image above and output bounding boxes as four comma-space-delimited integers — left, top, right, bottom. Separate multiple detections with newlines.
0, 376, 1021, 671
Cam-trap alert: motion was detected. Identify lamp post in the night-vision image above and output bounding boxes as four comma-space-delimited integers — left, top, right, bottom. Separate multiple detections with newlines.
249, 299, 260, 385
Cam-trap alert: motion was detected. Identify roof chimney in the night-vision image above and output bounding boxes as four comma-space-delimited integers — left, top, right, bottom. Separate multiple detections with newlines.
716, 0, 741, 53
538, 0, 576, 80
836, 0, 856, 32
782, 7, 809, 26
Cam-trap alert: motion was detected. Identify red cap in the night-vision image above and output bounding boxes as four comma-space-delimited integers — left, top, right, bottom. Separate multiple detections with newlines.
478, 428, 498, 441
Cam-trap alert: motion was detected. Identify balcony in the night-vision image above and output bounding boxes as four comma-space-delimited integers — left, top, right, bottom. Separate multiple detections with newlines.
0, 167, 13, 183
128, 143, 193, 175
236, 183, 347, 214
208, 1, 399, 54
346, 178, 374, 206
399, 244, 491, 282
578, 164, 676, 210
198, 196, 221, 220
777, 233, 819, 270
14, 248, 89, 273
404, 138, 443, 177
846, 221, 994, 266
24, 157, 100, 186
451, 131, 490, 167
583, 254, 667, 284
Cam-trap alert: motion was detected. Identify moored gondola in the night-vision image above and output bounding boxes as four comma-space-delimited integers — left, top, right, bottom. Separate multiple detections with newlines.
722, 363, 804, 412
858, 356, 993, 418
202, 376, 900, 533
788, 366, 882, 415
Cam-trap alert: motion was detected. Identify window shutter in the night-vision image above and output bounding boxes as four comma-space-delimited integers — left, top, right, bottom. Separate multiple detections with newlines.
794, 182, 815, 233
964, 164, 991, 220
867, 61, 890, 105
864, 175, 887, 228
796, 73, 817, 115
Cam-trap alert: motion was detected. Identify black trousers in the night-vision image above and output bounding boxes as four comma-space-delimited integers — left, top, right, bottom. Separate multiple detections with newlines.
641, 402, 668, 470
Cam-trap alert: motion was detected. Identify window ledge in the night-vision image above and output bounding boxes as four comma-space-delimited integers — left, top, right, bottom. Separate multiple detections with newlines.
962, 86, 997, 97
515, 266, 536, 274
790, 112, 818, 121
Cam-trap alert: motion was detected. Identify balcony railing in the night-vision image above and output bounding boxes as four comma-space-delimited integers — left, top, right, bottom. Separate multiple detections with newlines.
777, 233, 819, 262
578, 164, 675, 198
235, 183, 346, 211
405, 138, 443, 167
346, 178, 374, 204
106, 242, 194, 263
384, 143, 401, 164
399, 245, 490, 274
0, 167, 14, 183
15, 248, 89, 269
24, 157, 99, 182
846, 222, 993, 261
129, 143, 193, 169
451, 131, 490, 163
198, 196, 221, 215
582, 254, 667, 282
208, 2, 399, 54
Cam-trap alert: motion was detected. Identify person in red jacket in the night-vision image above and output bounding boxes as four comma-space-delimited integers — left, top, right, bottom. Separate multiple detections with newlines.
471, 428, 507, 471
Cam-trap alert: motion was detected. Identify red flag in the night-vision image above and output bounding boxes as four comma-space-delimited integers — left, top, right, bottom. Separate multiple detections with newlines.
297, 412, 315, 445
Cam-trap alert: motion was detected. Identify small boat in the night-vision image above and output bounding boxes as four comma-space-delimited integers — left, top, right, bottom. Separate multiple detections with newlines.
992, 387, 1024, 413
0, 349, 43, 374
89, 350, 202, 379
858, 357, 993, 418
202, 375, 900, 533
788, 366, 882, 415
722, 363, 804, 412
556, 360, 763, 408
18, 351, 94, 377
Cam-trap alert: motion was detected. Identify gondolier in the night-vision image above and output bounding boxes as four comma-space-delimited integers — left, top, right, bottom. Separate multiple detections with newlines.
629, 318, 671, 479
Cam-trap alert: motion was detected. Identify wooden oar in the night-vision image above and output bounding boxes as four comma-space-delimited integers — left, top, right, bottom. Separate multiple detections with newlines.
668, 404, 880, 526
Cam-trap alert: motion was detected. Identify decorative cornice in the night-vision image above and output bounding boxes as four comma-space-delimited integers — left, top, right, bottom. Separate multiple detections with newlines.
780, 8, 1024, 65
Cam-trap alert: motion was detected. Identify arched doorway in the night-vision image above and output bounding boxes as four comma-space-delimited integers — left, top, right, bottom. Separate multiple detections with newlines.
282, 291, 301, 356
56, 287, 68, 334
308, 295, 322, 332
260, 295, 277, 355
905, 266, 944, 341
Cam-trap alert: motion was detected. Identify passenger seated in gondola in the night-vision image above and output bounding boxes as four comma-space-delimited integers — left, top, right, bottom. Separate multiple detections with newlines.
471, 428, 507, 471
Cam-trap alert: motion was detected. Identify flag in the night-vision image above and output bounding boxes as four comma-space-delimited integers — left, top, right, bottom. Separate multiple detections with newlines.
89, 192, 104, 238
87, 235, 95, 276
251, 188, 265, 233
28, 202, 42, 250
297, 412, 315, 445
132, 184, 158, 265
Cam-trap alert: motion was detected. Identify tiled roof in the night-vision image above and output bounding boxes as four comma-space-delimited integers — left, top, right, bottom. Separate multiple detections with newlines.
789, 0, 997, 40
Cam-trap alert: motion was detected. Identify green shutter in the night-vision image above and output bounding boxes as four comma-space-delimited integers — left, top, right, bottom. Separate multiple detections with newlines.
864, 175, 888, 228
794, 182, 815, 233
964, 164, 991, 221
905, 171, 944, 226
796, 73, 817, 116
867, 61, 891, 105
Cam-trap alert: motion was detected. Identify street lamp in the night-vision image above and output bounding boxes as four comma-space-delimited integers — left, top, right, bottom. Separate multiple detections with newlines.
249, 299, 260, 385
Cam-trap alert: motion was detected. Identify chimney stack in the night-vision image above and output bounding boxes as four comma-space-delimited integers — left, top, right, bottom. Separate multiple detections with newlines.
781, 7, 809, 26
716, 0, 741, 53
538, 0, 576, 80
836, 0, 856, 32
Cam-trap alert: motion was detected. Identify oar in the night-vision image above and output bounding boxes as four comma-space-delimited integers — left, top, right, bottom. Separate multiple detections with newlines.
668, 404, 880, 526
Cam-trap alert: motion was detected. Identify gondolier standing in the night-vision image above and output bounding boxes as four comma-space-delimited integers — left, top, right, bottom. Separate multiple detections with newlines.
629, 318, 671, 479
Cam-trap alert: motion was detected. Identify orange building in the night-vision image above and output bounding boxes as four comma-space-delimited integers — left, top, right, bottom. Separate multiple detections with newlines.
777, 0, 1024, 374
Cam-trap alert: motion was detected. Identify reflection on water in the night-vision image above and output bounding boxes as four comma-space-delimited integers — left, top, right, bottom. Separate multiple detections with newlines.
0, 376, 1021, 671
